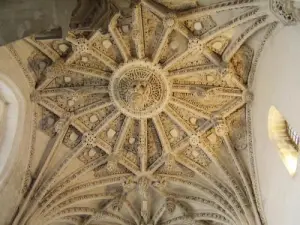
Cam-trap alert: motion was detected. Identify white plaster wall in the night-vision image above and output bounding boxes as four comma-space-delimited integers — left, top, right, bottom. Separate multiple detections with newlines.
252, 24, 300, 225
0, 46, 33, 225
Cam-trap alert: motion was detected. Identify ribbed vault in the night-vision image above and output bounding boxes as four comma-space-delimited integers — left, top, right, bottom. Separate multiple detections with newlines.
8, 0, 298, 225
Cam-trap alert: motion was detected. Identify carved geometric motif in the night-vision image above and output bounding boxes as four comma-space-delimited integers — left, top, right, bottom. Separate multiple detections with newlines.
184, 15, 217, 36
18, 1, 278, 225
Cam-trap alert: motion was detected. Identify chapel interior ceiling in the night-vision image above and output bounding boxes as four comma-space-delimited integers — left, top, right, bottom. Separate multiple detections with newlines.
7, 0, 295, 225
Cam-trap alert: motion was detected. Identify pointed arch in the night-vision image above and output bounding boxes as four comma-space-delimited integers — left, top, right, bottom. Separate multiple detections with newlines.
0, 72, 27, 184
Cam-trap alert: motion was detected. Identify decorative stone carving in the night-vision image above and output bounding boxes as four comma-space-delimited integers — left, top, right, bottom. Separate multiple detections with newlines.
227, 108, 247, 151
54, 118, 68, 133
166, 198, 176, 214
30, 91, 42, 103
242, 90, 254, 103
109, 60, 170, 119
165, 153, 176, 171
270, 0, 300, 25
111, 196, 125, 212
122, 176, 137, 193
184, 146, 211, 167
28, 51, 52, 79
188, 37, 203, 51
82, 132, 96, 147
107, 155, 119, 173
189, 134, 200, 146
214, 121, 229, 137
152, 178, 167, 190
163, 14, 177, 28
218, 65, 235, 81
44, 59, 66, 78
138, 177, 150, 199
74, 38, 90, 52
12, 1, 277, 225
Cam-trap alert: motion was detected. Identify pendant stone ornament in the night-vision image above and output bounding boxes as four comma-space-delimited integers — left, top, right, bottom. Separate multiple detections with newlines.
109, 60, 171, 119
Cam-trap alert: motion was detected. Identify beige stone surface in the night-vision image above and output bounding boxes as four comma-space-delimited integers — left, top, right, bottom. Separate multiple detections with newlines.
0, 1, 299, 225
0, 45, 33, 225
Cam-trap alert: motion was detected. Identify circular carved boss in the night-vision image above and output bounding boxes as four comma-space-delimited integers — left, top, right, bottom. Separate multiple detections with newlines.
109, 60, 171, 119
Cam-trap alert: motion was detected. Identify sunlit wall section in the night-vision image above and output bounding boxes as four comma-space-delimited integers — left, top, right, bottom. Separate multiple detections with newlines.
252, 24, 300, 225
268, 106, 299, 176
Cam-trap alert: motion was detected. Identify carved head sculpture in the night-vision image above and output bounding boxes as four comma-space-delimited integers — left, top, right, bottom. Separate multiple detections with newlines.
126, 79, 151, 110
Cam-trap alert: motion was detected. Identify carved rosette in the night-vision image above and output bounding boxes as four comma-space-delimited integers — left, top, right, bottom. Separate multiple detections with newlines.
189, 134, 200, 147
111, 197, 124, 212
163, 14, 177, 28
75, 38, 90, 52
109, 60, 171, 119
82, 132, 97, 147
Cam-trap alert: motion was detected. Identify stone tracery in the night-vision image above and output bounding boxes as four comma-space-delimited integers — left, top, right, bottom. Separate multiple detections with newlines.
7, 0, 290, 225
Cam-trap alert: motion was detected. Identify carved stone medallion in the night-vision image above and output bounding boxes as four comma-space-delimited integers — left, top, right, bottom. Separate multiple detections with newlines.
110, 60, 171, 119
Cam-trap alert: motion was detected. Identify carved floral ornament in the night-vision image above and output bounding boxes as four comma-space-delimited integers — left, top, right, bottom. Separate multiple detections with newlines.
8, 0, 300, 225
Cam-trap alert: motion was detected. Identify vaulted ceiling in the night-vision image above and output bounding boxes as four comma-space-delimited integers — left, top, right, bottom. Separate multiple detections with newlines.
5, 0, 300, 225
